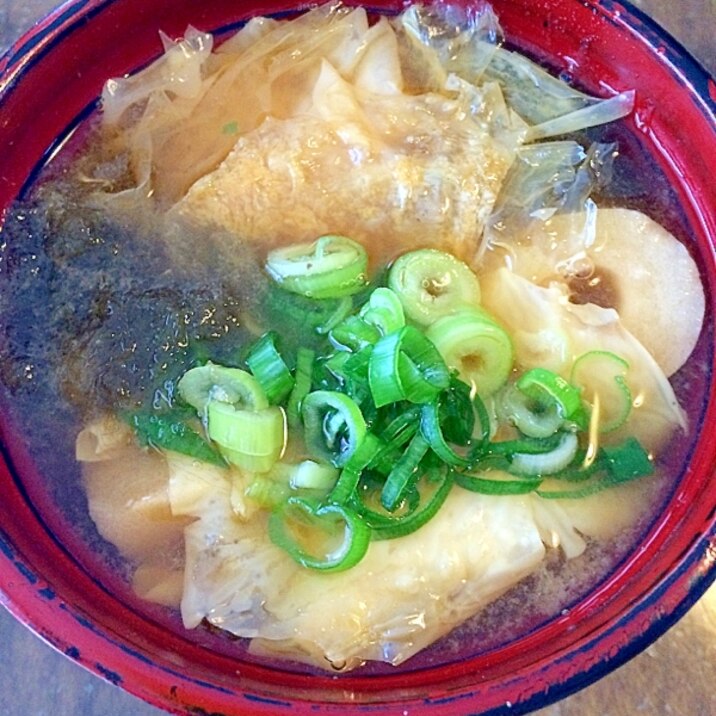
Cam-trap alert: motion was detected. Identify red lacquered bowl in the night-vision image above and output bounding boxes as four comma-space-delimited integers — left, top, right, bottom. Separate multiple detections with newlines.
1, 1, 715, 714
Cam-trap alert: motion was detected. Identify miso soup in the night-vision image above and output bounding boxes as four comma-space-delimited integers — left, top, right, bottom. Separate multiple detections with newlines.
0, 1, 708, 673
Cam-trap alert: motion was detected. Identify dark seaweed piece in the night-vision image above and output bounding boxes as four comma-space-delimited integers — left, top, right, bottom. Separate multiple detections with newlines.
0, 184, 265, 419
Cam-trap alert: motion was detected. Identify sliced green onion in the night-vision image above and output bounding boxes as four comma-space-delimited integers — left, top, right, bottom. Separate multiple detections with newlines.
363, 410, 420, 475
359, 287, 405, 335
498, 382, 564, 438
498, 365, 588, 438
323, 351, 350, 379
425, 309, 513, 397
354, 468, 454, 540
265, 235, 368, 299
324, 347, 373, 407
388, 248, 481, 325
537, 437, 653, 499
328, 433, 385, 505
439, 377, 475, 446
289, 460, 339, 491
159, 238, 666, 575
381, 432, 430, 512
570, 351, 632, 432
378, 404, 423, 443
602, 437, 653, 482
368, 325, 450, 407
128, 411, 225, 466
517, 368, 583, 421
420, 400, 472, 468
510, 431, 579, 476
301, 391, 367, 467
315, 295, 353, 334
371, 433, 419, 476
484, 433, 565, 457
286, 347, 314, 428
471, 389, 492, 445
456, 471, 542, 495
178, 362, 268, 414
208, 402, 285, 473
547, 449, 601, 482
329, 315, 381, 352
268, 497, 370, 572
327, 465, 362, 507
246, 332, 295, 405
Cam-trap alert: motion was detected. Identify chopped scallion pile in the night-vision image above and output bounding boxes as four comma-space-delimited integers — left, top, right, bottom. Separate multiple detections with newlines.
128, 242, 654, 572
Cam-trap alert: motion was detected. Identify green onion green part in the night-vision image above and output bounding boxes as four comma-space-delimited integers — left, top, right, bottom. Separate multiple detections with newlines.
359, 287, 406, 335
286, 347, 315, 428
246, 331, 295, 405
509, 431, 579, 476
129, 412, 225, 466
302, 390, 367, 467
268, 497, 371, 572
516, 367, 583, 421
368, 325, 450, 407
265, 235, 369, 299
425, 309, 513, 397
420, 400, 472, 468
571, 350, 632, 433
456, 471, 542, 495
381, 432, 430, 512
354, 468, 454, 540
208, 402, 285, 473
498, 382, 564, 438
388, 248, 481, 325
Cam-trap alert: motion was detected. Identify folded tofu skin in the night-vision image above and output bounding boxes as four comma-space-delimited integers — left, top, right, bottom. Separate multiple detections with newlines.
68, 2, 705, 671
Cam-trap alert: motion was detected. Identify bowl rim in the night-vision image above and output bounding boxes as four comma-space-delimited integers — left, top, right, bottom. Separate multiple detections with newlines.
1, 1, 715, 714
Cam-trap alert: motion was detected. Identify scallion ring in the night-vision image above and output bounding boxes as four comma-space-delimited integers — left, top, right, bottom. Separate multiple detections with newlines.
517, 367, 583, 423
329, 315, 381, 352
286, 347, 314, 428
388, 249, 481, 325
301, 390, 367, 467
420, 400, 472, 468
246, 331, 295, 405
359, 287, 405, 335
537, 438, 653, 498
289, 460, 339, 491
425, 310, 513, 397
368, 325, 450, 408
455, 471, 542, 495
268, 497, 370, 572
208, 402, 286, 473
498, 382, 564, 438
570, 351, 632, 433
327, 433, 384, 505
381, 432, 430, 512
265, 235, 368, 299
354, 468, 454, 540
509, 431, 579, 476
178, 362, 268, 414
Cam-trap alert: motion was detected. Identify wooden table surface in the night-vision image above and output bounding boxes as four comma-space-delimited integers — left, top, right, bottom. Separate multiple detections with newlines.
1, 1, 715, 714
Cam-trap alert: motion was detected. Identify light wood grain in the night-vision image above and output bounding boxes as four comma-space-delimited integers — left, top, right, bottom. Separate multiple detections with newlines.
0, 1, 714, 714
